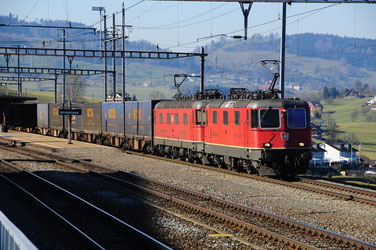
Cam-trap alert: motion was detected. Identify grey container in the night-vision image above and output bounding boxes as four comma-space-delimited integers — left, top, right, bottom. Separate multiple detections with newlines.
125, 100, 160, 138
102, 102, 124, 135
49, 103, 64, 130
81, 103, 102, 134
63, 103, 82, 132
37, 104, 49, 128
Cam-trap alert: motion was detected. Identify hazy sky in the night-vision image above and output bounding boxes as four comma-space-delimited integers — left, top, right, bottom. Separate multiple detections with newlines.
1, 0, 376, 51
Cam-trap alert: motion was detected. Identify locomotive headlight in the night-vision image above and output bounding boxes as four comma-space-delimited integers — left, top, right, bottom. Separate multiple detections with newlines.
299, 142, 305, 147
263, 143, 272, 148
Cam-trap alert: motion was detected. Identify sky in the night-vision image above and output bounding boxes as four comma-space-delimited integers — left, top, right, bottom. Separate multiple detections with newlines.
1, 0, 376, 51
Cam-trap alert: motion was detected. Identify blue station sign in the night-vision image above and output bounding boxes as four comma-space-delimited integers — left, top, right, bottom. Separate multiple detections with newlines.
59, 108, 82, 116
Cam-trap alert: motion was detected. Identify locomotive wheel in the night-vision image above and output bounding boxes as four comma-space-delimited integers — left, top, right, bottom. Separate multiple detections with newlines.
226, 164, 233, 171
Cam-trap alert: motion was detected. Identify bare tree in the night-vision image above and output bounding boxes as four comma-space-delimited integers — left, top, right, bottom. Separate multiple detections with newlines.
361, 106, 371, 116
365, 114, 376, 123
343, 133, 359, 145
325, 115, 339, 142
65, 75, 86, 102
350, 110, 359, 122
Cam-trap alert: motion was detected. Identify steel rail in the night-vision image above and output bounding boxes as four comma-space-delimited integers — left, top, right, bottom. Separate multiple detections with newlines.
0, 160, 104, 249
299, 177, 376, 198
124, 150, 376, 207
88, 171, 317, 250
1, 143, 375, 249
0, 144, 312, 249
0, 158, 171, 250
1, 139, 376, 207
93, 170, 376, 250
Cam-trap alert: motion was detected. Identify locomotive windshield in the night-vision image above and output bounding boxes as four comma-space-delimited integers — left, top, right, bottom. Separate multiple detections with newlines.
287, 108, 306, 129
259, 108, 280, 128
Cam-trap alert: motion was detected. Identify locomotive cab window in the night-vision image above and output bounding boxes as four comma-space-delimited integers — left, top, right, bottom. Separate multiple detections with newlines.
246, 110, 249, 127
159, 113, 163, 124
167, 113, 171, 124
259, 108, 280, 128
223, 111, 228, 125
196, 109, 205, 125
251, 109, 258, 128
287, 108, 306, 129
234, 111, 240, 125
205, 110, 208, 126
183, 113, 188, 125
175, 113, 179, 125
213, 111, 218, 125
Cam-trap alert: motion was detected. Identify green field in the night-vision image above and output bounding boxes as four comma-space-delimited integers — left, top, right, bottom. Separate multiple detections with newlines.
321, 98, 376, 160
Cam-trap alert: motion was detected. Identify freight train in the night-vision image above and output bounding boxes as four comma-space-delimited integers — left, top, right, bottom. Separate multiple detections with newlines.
3, 86, 312, 176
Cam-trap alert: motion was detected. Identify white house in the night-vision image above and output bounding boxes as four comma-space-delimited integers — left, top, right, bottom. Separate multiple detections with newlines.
366, 96, 376, 105
310, 144, 327, 166
319, 143, 359, 166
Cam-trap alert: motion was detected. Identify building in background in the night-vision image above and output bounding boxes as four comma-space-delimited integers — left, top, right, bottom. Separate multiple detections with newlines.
319, 143, 359, 166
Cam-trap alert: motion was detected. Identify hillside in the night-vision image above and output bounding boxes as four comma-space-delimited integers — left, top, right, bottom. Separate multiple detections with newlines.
1, 14, 376, 100
319, 98, 376, 160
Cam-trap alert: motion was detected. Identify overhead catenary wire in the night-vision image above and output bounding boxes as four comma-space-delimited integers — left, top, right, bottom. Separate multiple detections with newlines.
23, 0, 40, 22
162, 3, 340, 50
133, 3, 228, 30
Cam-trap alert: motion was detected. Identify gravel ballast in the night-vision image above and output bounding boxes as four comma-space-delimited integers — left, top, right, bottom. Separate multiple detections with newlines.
55, 147, 376, 245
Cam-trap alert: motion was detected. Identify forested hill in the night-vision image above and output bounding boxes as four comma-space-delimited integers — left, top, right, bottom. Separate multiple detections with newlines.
1, 13, 375, 67
206, 33, 376, 71
1, 13, 376, 93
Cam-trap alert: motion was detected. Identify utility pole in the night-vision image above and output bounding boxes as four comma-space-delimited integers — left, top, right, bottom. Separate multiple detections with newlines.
17, 45, 21, 96
280, 3, 286, 99
200, 47, 205, 95
54, 75, 58, 103
239, 2, 252, 40
104, 11, 108, 101
122, 3, 126, 102
62, 29, 66, 105
112, 13, 117, 101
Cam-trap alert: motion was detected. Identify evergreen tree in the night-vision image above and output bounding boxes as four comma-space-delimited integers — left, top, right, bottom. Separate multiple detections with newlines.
328, 87, 338, 99
322, 87, 330, 99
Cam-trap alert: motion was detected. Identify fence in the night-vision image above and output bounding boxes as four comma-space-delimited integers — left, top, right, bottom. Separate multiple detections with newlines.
0, 211, 37, 250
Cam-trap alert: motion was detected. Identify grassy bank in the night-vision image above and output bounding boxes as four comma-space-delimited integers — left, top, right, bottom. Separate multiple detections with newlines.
321, 98, 376, 160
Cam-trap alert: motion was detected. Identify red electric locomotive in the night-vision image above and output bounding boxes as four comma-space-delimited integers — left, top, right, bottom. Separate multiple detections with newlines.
153, 67, 312, 176
153, 93, 311, 176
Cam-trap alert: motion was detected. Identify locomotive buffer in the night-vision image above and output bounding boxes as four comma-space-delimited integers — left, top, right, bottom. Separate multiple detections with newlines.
59, 108, 82, 144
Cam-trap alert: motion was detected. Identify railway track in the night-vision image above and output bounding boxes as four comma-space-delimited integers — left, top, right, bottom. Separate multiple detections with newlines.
0, 143, 375, 249
120, 149, 376, 207
0, 158, 170, 250
2, 136, 376, 207
299, 177, 376, 199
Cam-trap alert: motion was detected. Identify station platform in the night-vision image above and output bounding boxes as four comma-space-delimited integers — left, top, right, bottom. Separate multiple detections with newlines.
0, 130, 109, 152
